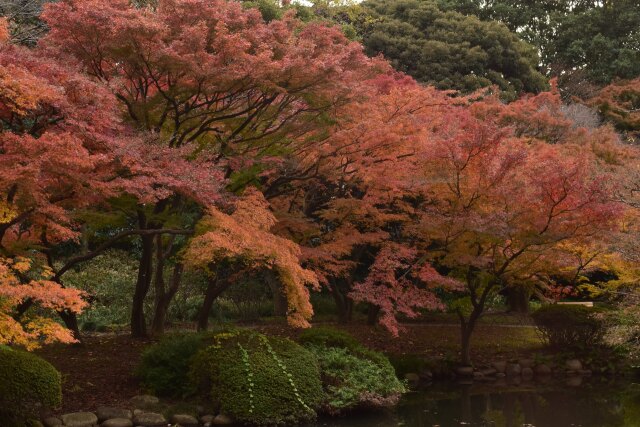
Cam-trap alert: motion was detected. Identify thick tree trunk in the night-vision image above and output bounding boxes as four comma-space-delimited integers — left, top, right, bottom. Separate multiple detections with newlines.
459, 305, 483, 366
131, 233, 154, 338
59, 309, 82, 343
265, 272, 287, 317
330, 280, 353, 324
366, 304, 380, 326
197, 275, 228, 331
151, 256, 183, 336
506, 286, 531, 314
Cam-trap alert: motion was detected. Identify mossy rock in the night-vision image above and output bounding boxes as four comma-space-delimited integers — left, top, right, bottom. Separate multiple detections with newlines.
0, 347, 61, 422
190, 330, 323, 426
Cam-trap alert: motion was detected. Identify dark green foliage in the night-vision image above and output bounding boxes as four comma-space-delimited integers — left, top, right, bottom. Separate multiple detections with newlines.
0, 347, 61, 421
298, 327, 405, 413
359, 0, 548, 99
532, 304, 606, 349
137, 333, 212, 397
306, 346, 405, 414
190, 330, 324, 426
437, 0, 640, 85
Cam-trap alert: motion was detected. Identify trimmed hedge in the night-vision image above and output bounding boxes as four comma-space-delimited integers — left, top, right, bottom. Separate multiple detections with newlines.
298, 327, 405, 414
0, 347, 61, 421
190, 330, 323, 425
532, 304, 605, 349
137, 332, 212, 397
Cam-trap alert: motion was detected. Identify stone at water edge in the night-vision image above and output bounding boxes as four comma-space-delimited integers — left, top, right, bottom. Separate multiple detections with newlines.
521, 367, 534, 378
131, 412, 167, 427
566, 359, 583, 371
492, 361, 507, 373
60, 412, 99, 427
213, 414, 234, 425
200, 414, 215, 426
505, 363, 521, 376
101, 418, 133, 427
129, 395, 160, 410
534, 364, 552, 375
170, 414, 199, 427
404, 372, 420, 387
96, 407, 132, 422
519, 359, 534, 369
43, 416, 62, 427
456, 366, 474, 377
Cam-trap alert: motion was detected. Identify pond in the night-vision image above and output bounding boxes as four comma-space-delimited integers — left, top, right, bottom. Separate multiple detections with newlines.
310, 379, 640, 427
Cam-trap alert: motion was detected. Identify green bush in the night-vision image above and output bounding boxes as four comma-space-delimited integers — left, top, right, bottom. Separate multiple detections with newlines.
137, 332, 213, 397
307, 346, 405, 414
0, 347, 61, 421
190, 330, 323, 426
532, 304, 606, 349
298, 327, 405, 414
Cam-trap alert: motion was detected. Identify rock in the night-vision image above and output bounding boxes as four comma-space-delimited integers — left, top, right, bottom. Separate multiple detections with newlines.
212, 414, 234, 425
566, 375, 583, 387
519, 358, 534, 369
43, 416, 62, 427
60, 412, 99, 427
30, 421, 44, 427
170, 414, 198, 427
404, 372, 420, 387
492, 361, 507, 373
97, 407, 132, 422
473, 371, 484, 380
456, 366, 474, 377
131, 412, 167, 427
200, 415, 215, 426
133, 409, 143, 416
522, 367, 534, 378
495, 372, 506, 378
129, 395, 159, 410
419, 369, 433, 380
506, 363, 522, 376
566, 359, 583, 371
480, 368, 497, 377
101, 419, 133, 427
535, 364, 552, 375
579, 369, 592, 376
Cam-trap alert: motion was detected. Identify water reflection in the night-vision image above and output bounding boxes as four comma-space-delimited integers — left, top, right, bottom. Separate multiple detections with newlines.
311, 380, 640, 427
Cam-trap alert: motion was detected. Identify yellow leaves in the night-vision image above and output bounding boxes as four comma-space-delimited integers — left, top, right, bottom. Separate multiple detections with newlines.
0, 255, 85, 349
0, 201, 17, 225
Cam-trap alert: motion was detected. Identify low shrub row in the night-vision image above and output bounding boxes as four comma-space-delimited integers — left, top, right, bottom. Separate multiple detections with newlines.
137, 327, 406, 425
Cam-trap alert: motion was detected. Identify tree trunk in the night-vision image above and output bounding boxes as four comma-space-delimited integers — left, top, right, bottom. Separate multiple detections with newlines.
459, 305, 482, 366
131, 232, 154, 338
330, 281, 353, 324
265, 272, 287, 317
366, 304, 380, 325
59, 309, 82, 344
151, 254, 183, 337
197, 275, 228, 331
507, 286, 531, 314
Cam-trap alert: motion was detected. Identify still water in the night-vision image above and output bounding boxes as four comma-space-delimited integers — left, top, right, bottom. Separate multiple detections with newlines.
312, 379, 640, 427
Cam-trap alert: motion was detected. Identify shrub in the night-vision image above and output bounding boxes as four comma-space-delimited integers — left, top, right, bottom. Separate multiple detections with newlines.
298, 327, 405, 414
0, 347, 61, 421
306, 345, 405, 414
190, 330, 323, 426
532, 304, 606, 349
137, 332, 213, 397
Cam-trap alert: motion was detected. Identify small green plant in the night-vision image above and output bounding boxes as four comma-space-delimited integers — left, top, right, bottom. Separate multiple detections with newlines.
532, 304, 606, 349
0, 347, 62, 422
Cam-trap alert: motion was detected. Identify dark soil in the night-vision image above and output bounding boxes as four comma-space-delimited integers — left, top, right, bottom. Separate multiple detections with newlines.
35, 334, 153, 413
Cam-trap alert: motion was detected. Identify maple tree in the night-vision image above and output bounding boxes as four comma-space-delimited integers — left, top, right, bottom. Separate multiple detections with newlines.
39, 0, 389, 337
